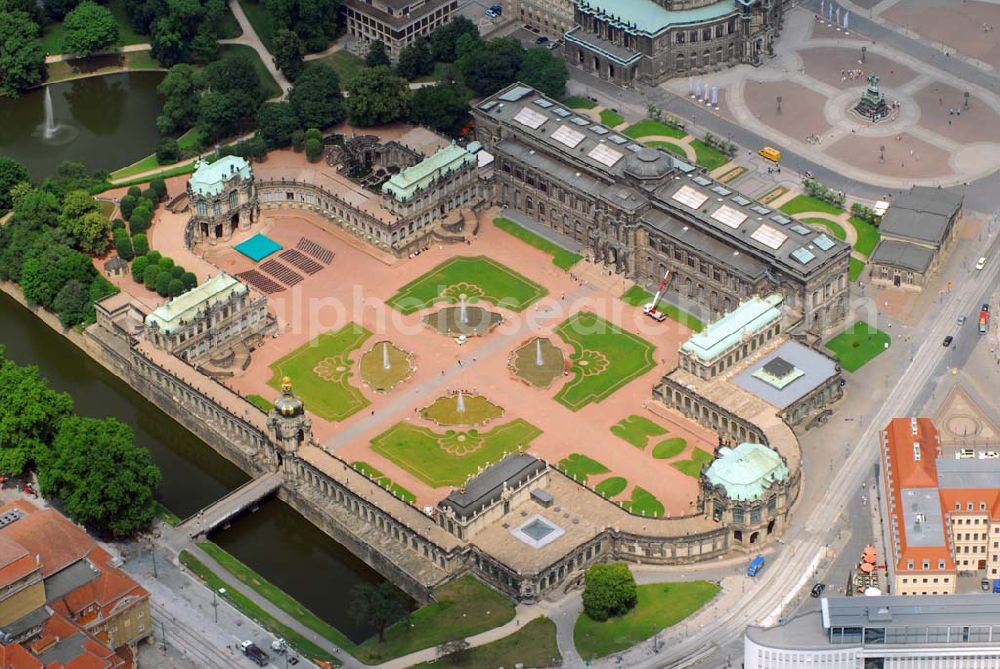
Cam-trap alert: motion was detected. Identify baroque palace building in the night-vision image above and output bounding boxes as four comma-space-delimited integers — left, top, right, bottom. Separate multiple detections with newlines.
472, 83, 850, 333
564, 0, 787, 86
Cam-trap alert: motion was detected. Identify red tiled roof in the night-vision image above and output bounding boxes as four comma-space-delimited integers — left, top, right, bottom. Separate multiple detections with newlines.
0, 502, 93, 578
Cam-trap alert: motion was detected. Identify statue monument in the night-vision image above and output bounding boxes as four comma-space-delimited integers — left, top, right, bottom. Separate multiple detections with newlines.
854, 73, 890, 122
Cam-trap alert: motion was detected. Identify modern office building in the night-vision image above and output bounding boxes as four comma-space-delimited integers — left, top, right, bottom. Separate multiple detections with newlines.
745, 594, 1000, 668
344, 0, 458, 59
473, 83, 851, 333
563, 0, 787, 86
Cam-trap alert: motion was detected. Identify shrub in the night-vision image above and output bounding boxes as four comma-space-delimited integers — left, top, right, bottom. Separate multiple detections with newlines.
291, 129, 305, 151
158, 256, 175, 271
305, 137, 323, 163
141, 189, 159, 209
149, 178, 167, 202
129, 206, 151, 234
146, 250, 162, 265
127, 186, 142, 199
155, 271, 172, 296
304, 127, 323, 143
111, 217, 125, 230
155, 138, 181, 164
114, 230, 134, 261
119, 195, 137, 221
167, 278, 185, 297
181, 271, 197, 290
132, 233, 149, 257
143, 264, 160, 289
171, 265, 185, 279
131, 255, 149, 282
582, 563, 638, 622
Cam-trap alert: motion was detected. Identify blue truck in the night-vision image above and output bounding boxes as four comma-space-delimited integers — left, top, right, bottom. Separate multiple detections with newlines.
993, 579, 1000, 594
748, 555, 765, 577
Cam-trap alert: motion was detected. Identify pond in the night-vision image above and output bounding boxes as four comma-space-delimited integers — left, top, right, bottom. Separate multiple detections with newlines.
0, 70, 165, 179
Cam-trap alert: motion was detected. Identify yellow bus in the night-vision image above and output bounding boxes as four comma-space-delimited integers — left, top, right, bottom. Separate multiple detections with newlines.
758, 146, 781, 162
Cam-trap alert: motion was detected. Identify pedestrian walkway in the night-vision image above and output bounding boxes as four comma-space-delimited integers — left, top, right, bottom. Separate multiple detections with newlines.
45, 43, 152, 64
179, 471, 283, 537
219, 0, 292, 97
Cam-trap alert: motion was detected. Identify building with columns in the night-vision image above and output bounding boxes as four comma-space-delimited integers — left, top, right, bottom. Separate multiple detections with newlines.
472, 83, 850, 333
564, 0, 786, 87
185, 156, 257, 246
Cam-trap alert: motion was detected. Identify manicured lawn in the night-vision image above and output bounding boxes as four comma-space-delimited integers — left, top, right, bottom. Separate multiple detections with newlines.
220, 44, 282, 99
563, 96, 596, 109
386, 256, 547, 315
645, 140, 688, 159
848, 215, 881, 257
321, 50, 367, 83
356, 575, 515, 664
595, 476, 627, 498
104, 161, 197, 189
554, 312, 656, 411
420, 394, 504, 426
359, 341, 413, 391
238, 0, 278, 51
180, 550, 343, 665
621, 486, 664, 516
574, 581, 720, 660
110, 128, 204, 180
620, 285, 705, 332
779, 195, 843, 217
802, 217, 847, 241
717, 165, 746, 184
411, 616, 560, 669
623, 119, 686, 140
610, 415, 666, 449
600, 109, 624, 127
370, 420, 541, 488
351, 462, 416, 503
266, 323, 372, 421
247, 394, 272, 412
670, 447, 713, 478
558, 453, 609, 484
849, 257, 865, 282
197, 542, 356, 652
825, 321, 890, 372
690, 139, 730, 171
652, 438, 687, 460
493, 217, 582, 269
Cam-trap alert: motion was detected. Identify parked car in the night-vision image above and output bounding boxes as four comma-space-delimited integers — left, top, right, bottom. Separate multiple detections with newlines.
957, 448, 976, 459
943, 335, 953, 347
981, 450, 1000, 459
976, 256, 987, 270
958, 315, 967, 325
535, 35, 549, 44
810, 583, 826, 598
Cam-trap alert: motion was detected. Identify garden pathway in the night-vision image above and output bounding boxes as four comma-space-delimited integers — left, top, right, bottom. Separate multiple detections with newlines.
44, 43, 152, 64
219, 0, 292, 96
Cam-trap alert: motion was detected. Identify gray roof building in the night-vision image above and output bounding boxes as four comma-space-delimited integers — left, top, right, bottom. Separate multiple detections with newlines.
438, 453, 545, 521
880, 185, 964, 246
732, 340, 839, 409
869, 239, 936, 273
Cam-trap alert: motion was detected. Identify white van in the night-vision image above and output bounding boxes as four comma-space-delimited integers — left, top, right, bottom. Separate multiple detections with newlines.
957, 448, 976, 459
981, 450, 1000, 459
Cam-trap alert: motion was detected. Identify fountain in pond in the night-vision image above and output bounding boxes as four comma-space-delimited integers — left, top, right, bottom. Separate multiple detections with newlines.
382, 342, 391, 370
35, 86, 78, 146
459, 296, 469, 324
535, 339, 544, 367
456, 390, 466, 413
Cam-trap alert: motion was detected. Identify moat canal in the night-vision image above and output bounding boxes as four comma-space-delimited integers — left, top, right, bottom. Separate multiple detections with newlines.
0, 289, 392, 642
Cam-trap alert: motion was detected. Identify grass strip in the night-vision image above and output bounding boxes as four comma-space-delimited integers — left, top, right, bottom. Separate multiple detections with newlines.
493, 217, 582, 269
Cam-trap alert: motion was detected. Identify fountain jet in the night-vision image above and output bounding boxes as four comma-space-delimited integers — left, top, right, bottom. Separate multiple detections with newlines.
382, 342, 391, 370
456, 390, 465, 413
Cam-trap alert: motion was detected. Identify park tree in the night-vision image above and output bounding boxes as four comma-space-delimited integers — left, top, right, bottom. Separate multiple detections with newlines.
129, 202, 152, 233
114, 229, 134, 260
132, 233, 149, 257
288, 63, 343, 129
44, 0, 83, 21
142, 263, 159, 289
0, 157, 30, 214
189, 25, 220, 64
581, 563, 637, 622
59, 190, 98, 228
167, 277, 185, 296
64, 210, 112, 255
396, 39, 433, 80
131, 254, 149, 281
304, 137, 322, 162
149, 178, 168, 201
409, 83, 469, 135
197, 91, 245, 141
273, 29, 306, 81
518, 46, 568, 99
0, 11, 46, 97
344, 66, 410, 127
257, 102, 301, 148
351, 582, 408, 643
155, 271, 171, 296
119, 194, 138, 221
53, 279, 89, 327
365, 40, 391, 68
62, 1, 120, 56
459, 37, 524, 97
20, 244, 95, 309
155, 137, 181, 163
156, 64, 203, 136
204, 53, 265, 109
0, 0, 43, 23
430, 15, 478, 62
0, 350, 74, 475
181, 270, 197, 289
38, 416, 160, 537
263, 0, 341, 52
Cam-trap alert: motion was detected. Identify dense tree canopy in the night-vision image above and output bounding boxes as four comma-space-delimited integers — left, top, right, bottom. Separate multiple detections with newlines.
0, 352, 73, 475
288, 63, 343, 129
351, 582, 409, 643
429, 15, 478, 63
343, 66, 410, 127
195, 55, 266, 140
458, 37, 524, 97
156, 64, 202, 136
38, 416, 160, 537
0, 158, 30, 214
257, 102, 300, 147
263, 0, 342, 52
272, 28, 305, 81
582, 563, 638, 622
62, 1, 120, 56
0, 11, 46, 97
396, 39, 433, 80
132, 0, 227, 66
409, 83, 469, 135
518, 46, 568, 99
365, 40, 390, 68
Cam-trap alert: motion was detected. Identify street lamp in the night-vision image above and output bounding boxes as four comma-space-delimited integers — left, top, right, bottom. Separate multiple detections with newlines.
861, 45, 867, 63
776, 95, 782, 114
964, 91, 970, 110
879, 144, 885, 163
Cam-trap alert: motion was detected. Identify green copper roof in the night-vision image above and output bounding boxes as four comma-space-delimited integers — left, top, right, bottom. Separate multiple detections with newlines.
145, 273, 246, 334
189, 156, 252, 197
705, 443, 789, 501
381, 143, 476, 203
681, 294, 783, 362
575, 0, 738, 36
